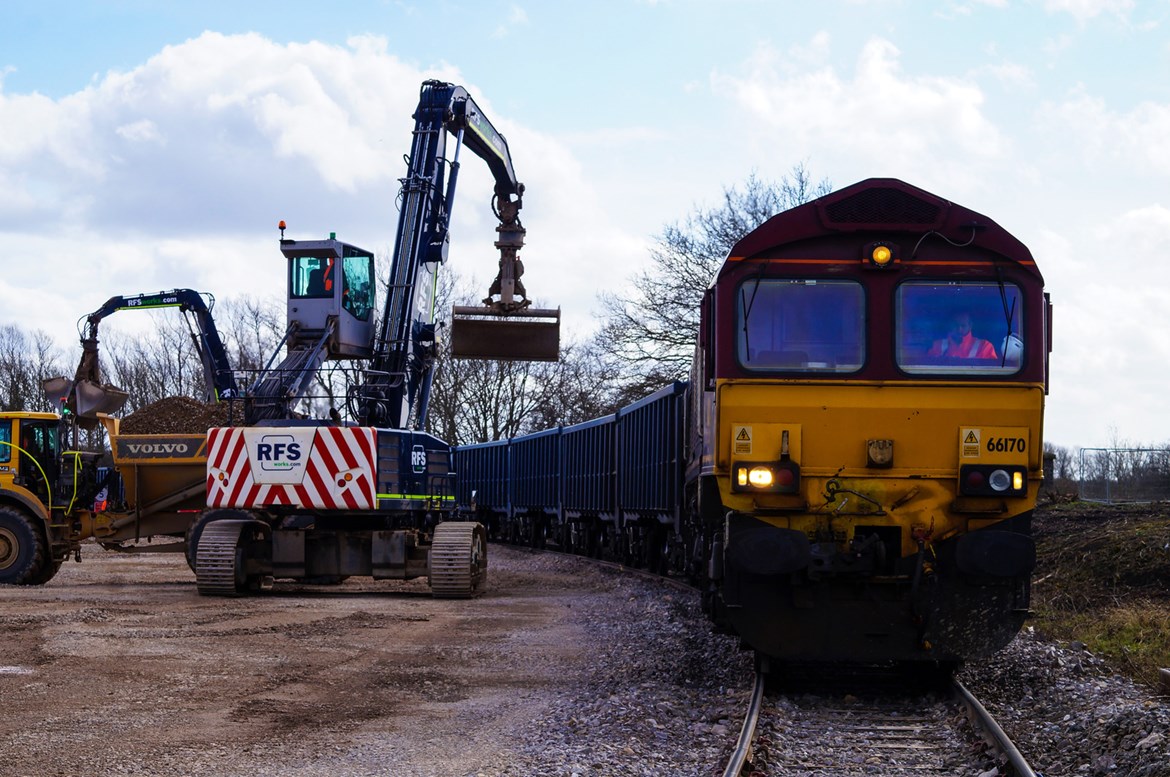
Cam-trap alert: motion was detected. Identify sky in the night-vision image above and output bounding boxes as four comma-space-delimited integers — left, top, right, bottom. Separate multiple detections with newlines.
2, 0, 1169, 449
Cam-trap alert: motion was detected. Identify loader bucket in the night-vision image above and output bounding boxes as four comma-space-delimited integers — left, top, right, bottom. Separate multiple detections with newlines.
450, 306, 560, 362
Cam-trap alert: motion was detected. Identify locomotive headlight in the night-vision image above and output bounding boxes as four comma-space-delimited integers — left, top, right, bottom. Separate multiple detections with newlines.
748, 466, 774, 488
988, 469, 1012, 492
736, 465, 774, 487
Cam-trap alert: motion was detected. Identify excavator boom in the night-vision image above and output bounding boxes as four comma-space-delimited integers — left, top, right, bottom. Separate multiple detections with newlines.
352, 80, 560, 430
54, 289, 237, 428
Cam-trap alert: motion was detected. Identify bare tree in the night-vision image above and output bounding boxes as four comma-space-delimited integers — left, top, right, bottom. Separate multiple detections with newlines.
0, 325, 67, 412
594, 165, 831, 390
100, 313, 206, 413
216, 295, 285, 376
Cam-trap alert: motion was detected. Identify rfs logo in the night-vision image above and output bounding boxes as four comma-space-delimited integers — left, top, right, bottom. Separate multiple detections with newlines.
257, 435, 302, 471
411, 444, 427, 474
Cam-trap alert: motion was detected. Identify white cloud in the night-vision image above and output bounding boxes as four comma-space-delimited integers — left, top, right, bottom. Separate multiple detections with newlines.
1039, 87, 1170, 175
1038, 205, 1170, 446
115, 119, 163, 144
712, 37, 1006, 191
1043, 0, 1134, 23
788, 31, 832, 68
976, 61, 1036, 91
493, 4, 530, 38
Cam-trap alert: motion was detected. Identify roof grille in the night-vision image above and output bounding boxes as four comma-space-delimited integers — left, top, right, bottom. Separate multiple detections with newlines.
823, 186, 942, 226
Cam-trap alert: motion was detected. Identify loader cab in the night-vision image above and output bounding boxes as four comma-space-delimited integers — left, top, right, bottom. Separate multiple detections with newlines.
283, 236, 376, 359
0, 413, 62, 504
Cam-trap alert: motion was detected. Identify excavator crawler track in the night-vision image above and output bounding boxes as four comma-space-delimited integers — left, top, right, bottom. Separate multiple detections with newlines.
428, 522, 487, 599
195, 519, 252, 596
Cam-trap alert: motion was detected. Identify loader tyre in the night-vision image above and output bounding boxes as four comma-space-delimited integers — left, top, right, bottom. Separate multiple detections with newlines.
0, 506, 48, 586
27, 558, 63, 585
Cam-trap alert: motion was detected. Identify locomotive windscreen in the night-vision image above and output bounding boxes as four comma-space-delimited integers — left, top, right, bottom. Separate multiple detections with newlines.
896, 281, 1024, 375
737, 279, 865, 372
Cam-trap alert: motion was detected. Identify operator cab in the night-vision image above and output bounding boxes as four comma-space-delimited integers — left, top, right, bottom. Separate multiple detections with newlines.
282, 234, 376, 359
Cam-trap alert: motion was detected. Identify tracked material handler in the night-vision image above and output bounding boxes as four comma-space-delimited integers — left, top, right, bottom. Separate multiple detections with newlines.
191, 80, 559, 597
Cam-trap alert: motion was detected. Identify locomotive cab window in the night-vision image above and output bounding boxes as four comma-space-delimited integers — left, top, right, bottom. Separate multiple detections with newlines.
897, 281, 1023, 375
738, 279, 864, 373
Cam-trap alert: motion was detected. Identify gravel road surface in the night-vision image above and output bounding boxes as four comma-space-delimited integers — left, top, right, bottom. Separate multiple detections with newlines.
0, 543, 751, 777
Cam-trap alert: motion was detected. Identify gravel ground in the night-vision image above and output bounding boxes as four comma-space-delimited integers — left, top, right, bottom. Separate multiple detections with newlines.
0, 542, 753, 777
8, 538, 1164, 776
741, 629, 1170, 777
960, 628, 1170, 777
454, 552, 755, 777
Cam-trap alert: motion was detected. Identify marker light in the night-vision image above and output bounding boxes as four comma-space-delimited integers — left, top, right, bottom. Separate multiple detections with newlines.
774, 467, 796, 488
864, 241, 898, 268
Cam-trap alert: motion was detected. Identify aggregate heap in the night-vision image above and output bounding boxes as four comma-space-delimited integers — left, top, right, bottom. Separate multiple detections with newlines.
118, 396, 232, 435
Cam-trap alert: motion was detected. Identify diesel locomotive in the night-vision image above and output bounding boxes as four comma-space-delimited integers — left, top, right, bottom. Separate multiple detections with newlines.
455, 178, 1049, 665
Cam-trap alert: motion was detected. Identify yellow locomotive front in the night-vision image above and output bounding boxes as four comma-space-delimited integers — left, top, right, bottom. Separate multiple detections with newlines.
689, 179, 1049, 665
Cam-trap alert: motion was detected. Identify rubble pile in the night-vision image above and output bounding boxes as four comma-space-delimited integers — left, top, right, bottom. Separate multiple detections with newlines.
118, 396, 233, 435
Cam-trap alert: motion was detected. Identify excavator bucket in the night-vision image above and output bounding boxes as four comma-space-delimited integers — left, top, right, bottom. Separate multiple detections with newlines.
41, 376, 73, 410
57, 336, 130, 428
450, 306, 560, 362
447, 177, 560, 362
73, 379, 130, 419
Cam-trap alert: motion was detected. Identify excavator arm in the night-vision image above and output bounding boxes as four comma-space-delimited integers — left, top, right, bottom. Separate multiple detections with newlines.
63, 289, 237, 425
352, 80, 559, 431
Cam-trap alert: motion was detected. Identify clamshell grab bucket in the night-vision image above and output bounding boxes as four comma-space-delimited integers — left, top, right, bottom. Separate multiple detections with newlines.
73, 379, 131, 419
450, 306, 561, 362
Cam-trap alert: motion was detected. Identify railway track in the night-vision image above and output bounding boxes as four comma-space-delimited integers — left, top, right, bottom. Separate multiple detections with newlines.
725, 668, 1039, 776
517, 541, 1040, 776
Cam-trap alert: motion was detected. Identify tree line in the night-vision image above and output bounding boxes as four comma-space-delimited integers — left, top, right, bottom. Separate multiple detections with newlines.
1, 168, 827, 447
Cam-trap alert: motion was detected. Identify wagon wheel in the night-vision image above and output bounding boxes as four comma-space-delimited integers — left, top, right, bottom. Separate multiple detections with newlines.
428, 522, 488, 599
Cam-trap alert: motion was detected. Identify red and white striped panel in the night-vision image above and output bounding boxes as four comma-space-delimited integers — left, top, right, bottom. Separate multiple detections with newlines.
207, 426, 377, 510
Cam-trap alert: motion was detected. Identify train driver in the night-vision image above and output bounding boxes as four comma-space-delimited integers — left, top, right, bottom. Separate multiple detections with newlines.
928, 311, 997, 359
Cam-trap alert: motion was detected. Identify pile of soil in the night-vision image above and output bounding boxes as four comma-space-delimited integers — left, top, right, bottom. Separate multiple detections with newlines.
118, 396, 233, 435
1030, 499, 1170, 688
1033, 500, 1170, 604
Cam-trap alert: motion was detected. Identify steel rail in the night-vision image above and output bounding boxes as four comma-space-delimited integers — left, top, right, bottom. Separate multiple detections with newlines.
722, 668, 765, 777
953, 678, 1038, 777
